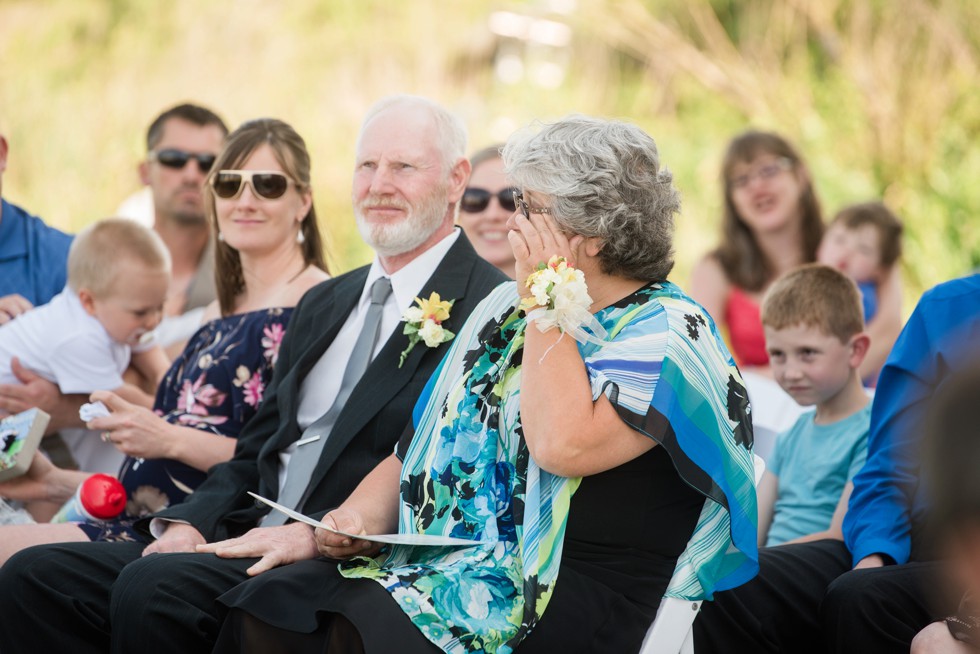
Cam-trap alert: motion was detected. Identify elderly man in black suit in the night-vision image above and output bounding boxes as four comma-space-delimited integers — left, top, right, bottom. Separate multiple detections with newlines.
0, 95, 507, 654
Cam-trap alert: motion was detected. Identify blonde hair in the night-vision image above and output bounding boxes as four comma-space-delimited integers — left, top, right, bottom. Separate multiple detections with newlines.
68, 218, 171, 296
761, 264, 864, 343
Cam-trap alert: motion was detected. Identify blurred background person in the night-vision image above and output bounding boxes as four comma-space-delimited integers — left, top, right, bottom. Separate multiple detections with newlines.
0, 127, 73, 323
818, 201, 904, 385
458, 144, 516, 279
690, 130, 824, 374
137, 103, 228, 351
912, 363, 980, 653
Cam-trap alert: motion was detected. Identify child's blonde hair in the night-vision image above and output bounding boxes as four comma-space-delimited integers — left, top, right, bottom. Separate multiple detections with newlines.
830, 201, 903, 269
762, 264, 864, 343
67, 218, 171, 296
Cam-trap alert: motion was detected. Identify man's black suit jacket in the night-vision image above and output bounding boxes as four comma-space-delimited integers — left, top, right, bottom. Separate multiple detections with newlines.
148, 233, 507, 542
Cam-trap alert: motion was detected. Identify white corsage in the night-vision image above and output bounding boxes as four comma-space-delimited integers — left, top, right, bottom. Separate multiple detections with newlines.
519, 256, 607, 350
398, 292, 456, 368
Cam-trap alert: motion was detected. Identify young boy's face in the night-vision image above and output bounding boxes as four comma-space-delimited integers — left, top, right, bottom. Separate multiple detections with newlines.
817, 223, 883, 284
82, 260, 169, 347
764, 323, 857, 407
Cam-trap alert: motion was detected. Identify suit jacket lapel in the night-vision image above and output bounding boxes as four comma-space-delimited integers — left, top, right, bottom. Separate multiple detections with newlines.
267, 268, 368, 453
310, 234, 483, 485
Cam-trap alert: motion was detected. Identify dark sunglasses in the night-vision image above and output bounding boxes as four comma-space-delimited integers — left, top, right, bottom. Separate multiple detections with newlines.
460, 187, 518, 213
149, 148, 217, 173
211, 170, 295, 200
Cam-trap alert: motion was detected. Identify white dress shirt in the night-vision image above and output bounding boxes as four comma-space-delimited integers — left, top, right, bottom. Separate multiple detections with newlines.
276, 228, 461, 496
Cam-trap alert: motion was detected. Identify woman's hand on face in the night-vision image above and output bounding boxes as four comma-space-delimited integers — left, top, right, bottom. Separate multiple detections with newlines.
315, 507, 380, 559
507, 211, 583, 295
87, 390, 175, 460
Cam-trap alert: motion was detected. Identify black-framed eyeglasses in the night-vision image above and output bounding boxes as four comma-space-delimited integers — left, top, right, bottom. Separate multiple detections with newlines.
512, 190, 554, 219
729, 157, 792, 190
149, 148, 217, 173
460, 187, 518, 213
210, 170, 296, 200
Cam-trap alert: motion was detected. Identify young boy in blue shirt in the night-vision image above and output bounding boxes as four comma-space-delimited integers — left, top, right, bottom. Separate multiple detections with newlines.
756, 264, 872, 547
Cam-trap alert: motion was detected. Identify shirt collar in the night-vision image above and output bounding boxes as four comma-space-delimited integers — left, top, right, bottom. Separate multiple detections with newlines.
359, 228, 461, 311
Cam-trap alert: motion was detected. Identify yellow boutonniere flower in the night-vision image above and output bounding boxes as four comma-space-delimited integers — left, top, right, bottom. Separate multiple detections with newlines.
398, 292, 456, 368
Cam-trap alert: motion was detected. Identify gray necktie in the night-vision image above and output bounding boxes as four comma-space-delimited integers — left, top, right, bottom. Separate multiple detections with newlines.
265, 276, 393, 525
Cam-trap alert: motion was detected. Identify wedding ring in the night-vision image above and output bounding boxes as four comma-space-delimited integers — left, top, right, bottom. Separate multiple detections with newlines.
101, 432, 112, 443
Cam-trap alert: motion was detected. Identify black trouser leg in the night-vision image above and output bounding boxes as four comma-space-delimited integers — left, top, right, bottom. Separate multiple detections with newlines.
108, 551, 256, 654
0, 541, 146, 654
694, 539, 852, 654
820, 561, 960, 654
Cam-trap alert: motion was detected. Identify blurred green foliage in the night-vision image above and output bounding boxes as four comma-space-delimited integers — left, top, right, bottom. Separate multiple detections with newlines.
1, 0, 977, 306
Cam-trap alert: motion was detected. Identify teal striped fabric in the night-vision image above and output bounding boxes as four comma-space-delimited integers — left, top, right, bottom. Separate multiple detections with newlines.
340, 280, 758, 653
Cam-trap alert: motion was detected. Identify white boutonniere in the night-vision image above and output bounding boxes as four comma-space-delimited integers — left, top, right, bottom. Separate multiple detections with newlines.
520, 255, 607, 350
398, 292, 456, 368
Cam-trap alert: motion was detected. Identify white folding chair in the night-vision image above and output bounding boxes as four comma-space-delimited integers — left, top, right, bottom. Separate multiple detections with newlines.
638, 454, 765, 654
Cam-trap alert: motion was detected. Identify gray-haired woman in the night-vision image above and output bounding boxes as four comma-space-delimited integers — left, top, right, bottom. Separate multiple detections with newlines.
213, 115, 757, 654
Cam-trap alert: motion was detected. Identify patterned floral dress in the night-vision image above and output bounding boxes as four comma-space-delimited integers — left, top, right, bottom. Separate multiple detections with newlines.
218, 281, 757, 654
76, 307, 291, 542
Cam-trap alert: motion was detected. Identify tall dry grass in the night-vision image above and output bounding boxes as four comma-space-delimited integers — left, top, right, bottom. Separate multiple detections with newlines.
1, 0, 977, 298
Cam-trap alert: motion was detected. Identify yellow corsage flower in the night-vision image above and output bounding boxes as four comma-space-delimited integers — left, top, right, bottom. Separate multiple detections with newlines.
399, 292, 456, 368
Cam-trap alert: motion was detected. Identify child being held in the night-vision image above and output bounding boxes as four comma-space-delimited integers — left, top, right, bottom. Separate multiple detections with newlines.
817, 201, 903, 383
757, 264, 872, 547
0, 218, 170, 402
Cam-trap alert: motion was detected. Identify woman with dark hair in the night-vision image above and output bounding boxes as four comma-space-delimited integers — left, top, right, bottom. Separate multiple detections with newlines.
212, 115, 757, 654
690, 131, 824, 371
0, 118, 329, 561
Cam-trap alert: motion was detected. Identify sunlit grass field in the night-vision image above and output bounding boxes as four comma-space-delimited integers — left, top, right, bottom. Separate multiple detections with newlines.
2, 0, 977, 305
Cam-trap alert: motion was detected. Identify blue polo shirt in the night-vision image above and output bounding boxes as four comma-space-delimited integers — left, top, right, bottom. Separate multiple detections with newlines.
0, 198, 73, 305
844, 274, 980, 565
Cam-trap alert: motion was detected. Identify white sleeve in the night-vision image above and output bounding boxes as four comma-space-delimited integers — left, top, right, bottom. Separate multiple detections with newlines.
48, 331, 127, 394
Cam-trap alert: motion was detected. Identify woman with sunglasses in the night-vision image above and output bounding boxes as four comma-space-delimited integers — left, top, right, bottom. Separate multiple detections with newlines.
0, 119, 329, 561
212, 116, 756, 654
457, 145, 517, 279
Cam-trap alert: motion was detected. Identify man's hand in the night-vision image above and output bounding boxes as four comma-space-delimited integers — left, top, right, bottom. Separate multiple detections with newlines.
0, 294, 33, 325
195, 522, 319, 576
143, 522, 207, 555
0, 358, 84, 430
854, 554, 887, 570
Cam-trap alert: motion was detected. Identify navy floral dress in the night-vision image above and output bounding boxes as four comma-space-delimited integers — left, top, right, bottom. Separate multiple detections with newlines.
76, 307, 292, 542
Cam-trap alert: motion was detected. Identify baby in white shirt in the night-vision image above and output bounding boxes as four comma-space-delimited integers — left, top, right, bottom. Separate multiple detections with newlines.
0, 218, 171, 400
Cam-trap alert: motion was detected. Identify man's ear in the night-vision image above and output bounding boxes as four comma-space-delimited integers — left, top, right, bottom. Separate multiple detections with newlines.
76, 288, 99, 317
447, 157, 472, 203
139, 160, 151, 187
849, 332, 871, 368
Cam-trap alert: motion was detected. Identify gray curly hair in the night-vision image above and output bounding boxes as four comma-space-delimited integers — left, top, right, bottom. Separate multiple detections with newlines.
502, 115, 679, 282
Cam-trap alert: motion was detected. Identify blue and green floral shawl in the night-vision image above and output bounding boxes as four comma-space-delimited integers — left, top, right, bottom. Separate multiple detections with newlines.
340, 281, 757, 653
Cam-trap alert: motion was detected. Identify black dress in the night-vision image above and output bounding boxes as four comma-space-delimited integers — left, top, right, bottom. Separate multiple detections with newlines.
214, 445, 703, 653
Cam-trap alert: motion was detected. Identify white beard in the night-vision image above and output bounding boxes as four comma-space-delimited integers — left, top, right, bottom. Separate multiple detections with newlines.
354, 186, 449, 257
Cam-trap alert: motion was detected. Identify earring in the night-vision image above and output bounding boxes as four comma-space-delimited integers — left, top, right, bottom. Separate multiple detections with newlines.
296, 229, 305, 244
217, 232, 225, 242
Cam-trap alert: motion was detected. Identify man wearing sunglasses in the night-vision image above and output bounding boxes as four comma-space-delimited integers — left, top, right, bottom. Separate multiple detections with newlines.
0, 95, 507, 654
139, 103, 228, 347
